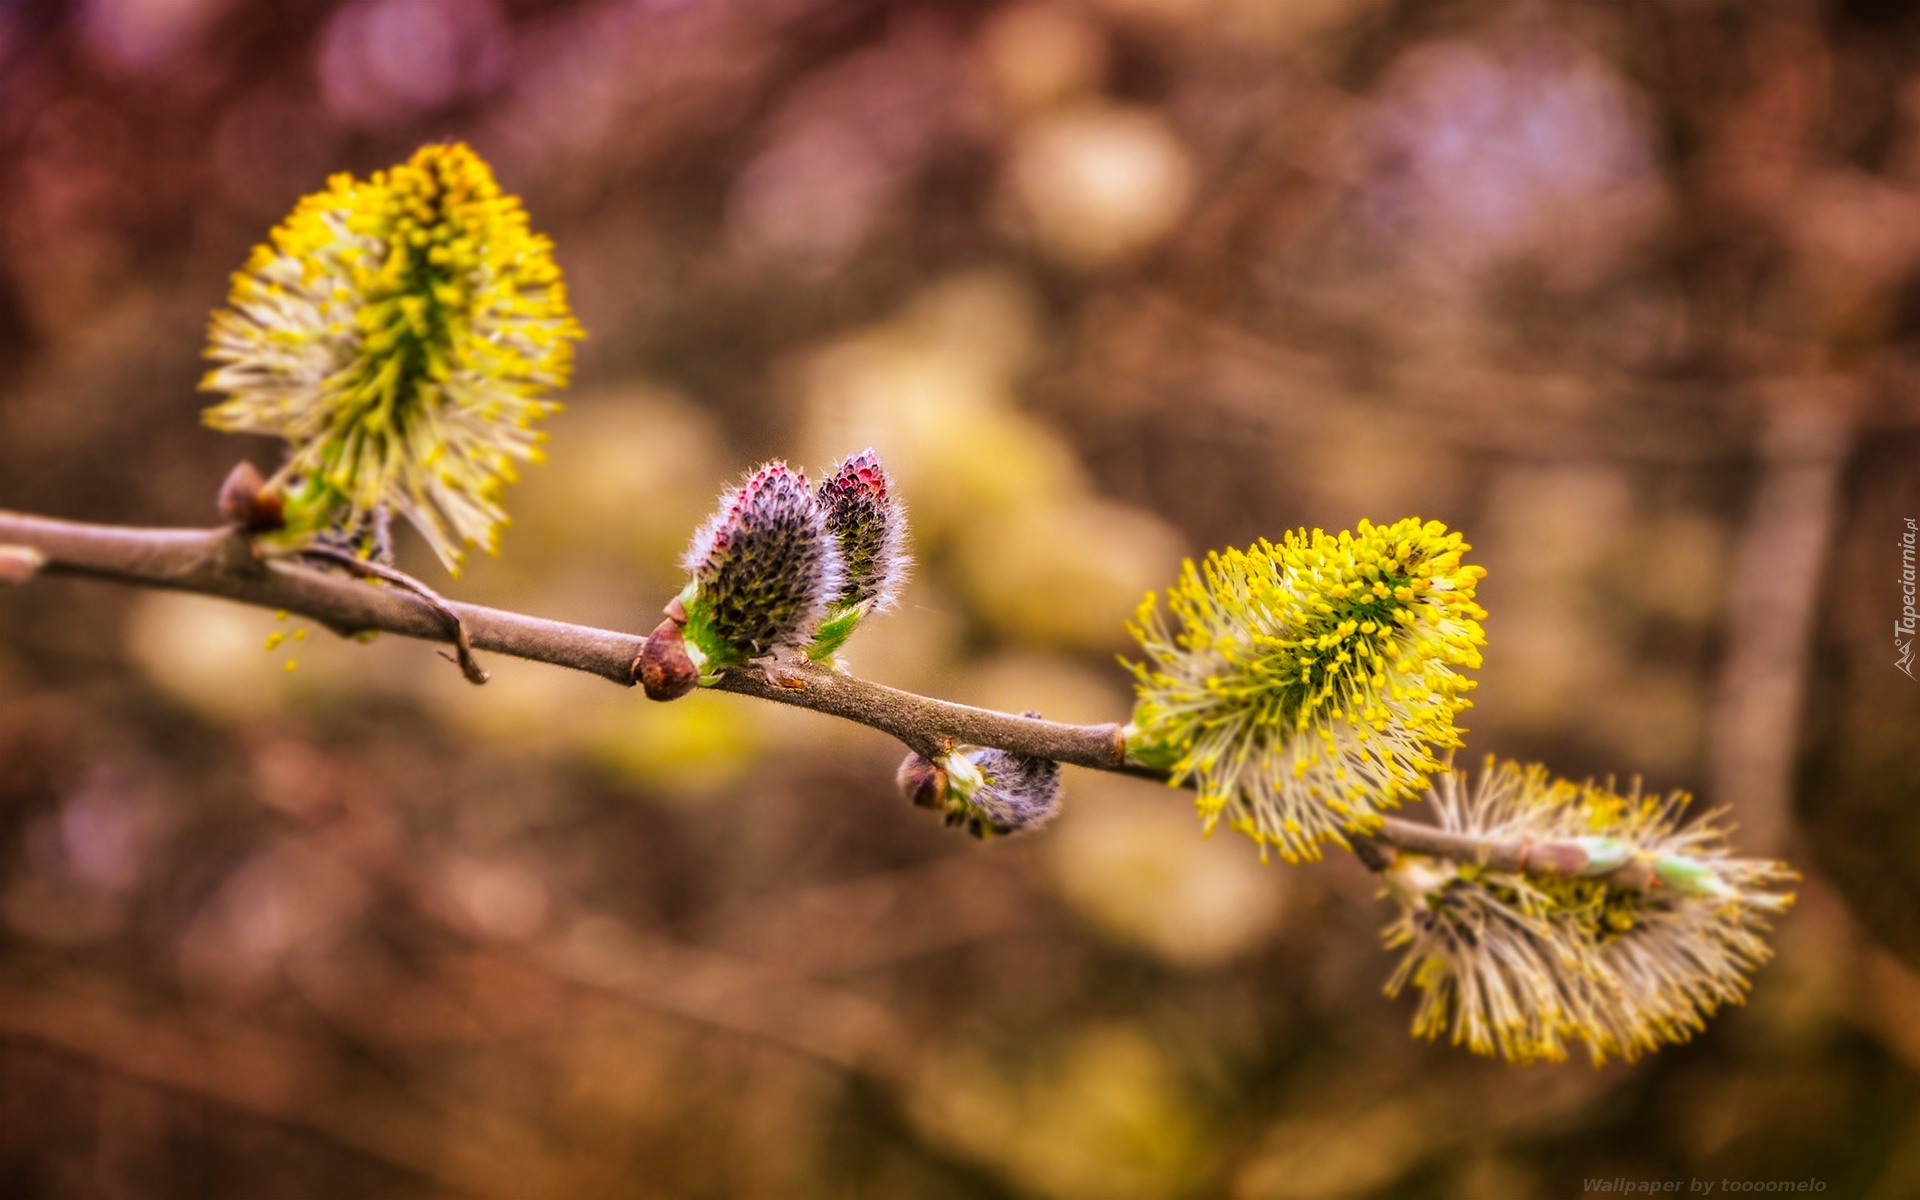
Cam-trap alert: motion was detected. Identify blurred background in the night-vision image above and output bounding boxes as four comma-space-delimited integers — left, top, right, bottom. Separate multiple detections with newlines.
1, 0, 1919, 1195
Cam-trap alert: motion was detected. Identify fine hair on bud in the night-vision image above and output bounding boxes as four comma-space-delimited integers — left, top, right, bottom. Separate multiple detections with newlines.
954, 747, 1063, 838
1381, 758, 1797, 1065
933, 716, 1063, 839
1126, 517, 1486, 864
816, 448, 910, 613
681, 460, 845, 667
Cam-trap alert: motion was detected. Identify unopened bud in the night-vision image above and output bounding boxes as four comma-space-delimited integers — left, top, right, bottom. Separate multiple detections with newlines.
896, 751, 949, 809
909, 715, 1066, 840
817, 448, 910, 612
0, 545, 46, 585
636, 618, 699, 700
216, 462, 286, 533
898, 739, 1063, 838
952, 745, 1063, 838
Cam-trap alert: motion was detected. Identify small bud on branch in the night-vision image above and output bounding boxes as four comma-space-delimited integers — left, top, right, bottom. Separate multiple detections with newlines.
216, 462, 286, 533
637, 617, 699, 701
809, 448, 912, 660
680, 461, 844, 670
0, 544, 46, 585
896, 725, 1064, 839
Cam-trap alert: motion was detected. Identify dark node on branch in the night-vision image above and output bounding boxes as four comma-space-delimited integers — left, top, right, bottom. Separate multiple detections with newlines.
637, 619, 698, 700
896, 751, 948, 810
0, 545, 46, 585
1350, 834, 1398, 873
216, 462, 286, 533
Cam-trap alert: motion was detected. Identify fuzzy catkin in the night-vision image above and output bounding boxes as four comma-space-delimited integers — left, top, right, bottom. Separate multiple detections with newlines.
683, 461, 844, 662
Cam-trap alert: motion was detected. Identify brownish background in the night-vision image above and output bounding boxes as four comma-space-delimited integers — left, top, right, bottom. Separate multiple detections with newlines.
2, 1, 1919, 1196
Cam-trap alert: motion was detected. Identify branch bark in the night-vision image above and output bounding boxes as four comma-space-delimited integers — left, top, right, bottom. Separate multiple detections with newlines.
711, 665, 1126, 767
0, 507, 1633, 883
0, 510, 644, 686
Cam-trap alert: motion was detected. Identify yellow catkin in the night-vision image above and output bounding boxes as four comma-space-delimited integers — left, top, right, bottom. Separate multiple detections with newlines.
1126, 517, 1486, 861
201, 143, 584, 573
1382, 759, 1797, 1066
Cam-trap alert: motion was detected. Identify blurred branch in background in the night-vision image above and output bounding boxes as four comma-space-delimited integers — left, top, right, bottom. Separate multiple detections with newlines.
1708, 381, 1857, 854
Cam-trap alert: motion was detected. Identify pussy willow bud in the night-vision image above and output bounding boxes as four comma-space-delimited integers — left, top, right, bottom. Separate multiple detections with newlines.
216, 462, 287, 533
953, 745, 1063, 838
818, 448, 910, 610
1126, 517, 1486, 863
809, 449, 912, 659
899, 717, 1064, 840
201, 142, 583, 574
681, 461, 844, 669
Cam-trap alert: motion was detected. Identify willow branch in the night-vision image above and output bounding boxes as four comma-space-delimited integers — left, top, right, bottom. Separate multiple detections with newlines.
0, 509, 643, 685
1, 507, 1629, 883
710, 663, 1127, 767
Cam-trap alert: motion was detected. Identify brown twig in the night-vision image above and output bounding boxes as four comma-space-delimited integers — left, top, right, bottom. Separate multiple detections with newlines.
0, 506, 1648, 884
1349, 825, 1660, 891
710, 660, 1127, 767
0, 509, 642, 686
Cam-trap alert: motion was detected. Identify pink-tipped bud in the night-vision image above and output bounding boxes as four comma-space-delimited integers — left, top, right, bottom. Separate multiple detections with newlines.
216, 462, 285, 533
816, 448, 910, 612
636, 618, 699, 700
